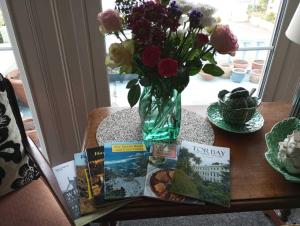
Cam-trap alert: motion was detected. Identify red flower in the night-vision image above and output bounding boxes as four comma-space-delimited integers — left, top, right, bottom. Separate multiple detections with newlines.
195, 33, 209, 48
210, 25, 239, 56
158, 58, 178, 77
132, 18, 151, 43
141, 45, 161, 67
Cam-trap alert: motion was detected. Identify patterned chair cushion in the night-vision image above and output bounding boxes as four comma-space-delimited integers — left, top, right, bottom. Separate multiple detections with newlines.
0, 74, 39, 197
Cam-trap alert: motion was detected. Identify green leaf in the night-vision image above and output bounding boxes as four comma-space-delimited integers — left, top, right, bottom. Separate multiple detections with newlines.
126, 79, 138, 89
188, 66, 202, 76
139, 77, 151, 87
161, 0, 171, 6
127, 84, 141, 107
202, 52, 217, 64
203, 64, 224, 77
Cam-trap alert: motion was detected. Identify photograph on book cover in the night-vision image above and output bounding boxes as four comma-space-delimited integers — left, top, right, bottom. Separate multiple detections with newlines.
144, 154, 204, 205
86, 147, 105, 206
104, 142, 151, 199
151, 143, 178, 159
52, 161, 81, 219
170, 141, 230, 206
74, 152, 97, 214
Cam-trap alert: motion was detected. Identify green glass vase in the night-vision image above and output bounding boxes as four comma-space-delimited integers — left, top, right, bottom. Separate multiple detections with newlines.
138, 87, 181, 141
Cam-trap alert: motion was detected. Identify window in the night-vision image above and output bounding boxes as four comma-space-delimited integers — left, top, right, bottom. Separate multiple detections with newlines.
102, 0, 285, 106
0, 3, 42, 151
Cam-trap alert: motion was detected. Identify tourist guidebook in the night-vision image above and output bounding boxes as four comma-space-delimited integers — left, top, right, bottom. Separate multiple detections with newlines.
170, 141, 231, 206
144, 144, 204, 204
104, 142, 150, 199
74, 152, 97, 214
86, 147, 105, 206
52, 160, 81, 219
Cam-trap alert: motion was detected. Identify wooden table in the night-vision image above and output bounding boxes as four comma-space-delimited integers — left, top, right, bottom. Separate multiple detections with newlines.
82, 102, 300, 221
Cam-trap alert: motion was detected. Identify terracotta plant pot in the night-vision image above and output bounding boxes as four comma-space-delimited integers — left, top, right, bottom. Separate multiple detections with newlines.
199, 70, 215, 81
220, 63, 233, 79
250, 69, 262, 84
6, 69, 29, 106
233, 59, 248, 69
252, 60, 264, 70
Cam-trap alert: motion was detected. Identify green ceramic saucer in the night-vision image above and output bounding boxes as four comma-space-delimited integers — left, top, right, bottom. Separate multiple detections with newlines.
207, 102, 264, 133
265, 117, 300, 183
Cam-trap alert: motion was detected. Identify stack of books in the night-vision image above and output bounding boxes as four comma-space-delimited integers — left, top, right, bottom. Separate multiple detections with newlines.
52, 141, 230, 225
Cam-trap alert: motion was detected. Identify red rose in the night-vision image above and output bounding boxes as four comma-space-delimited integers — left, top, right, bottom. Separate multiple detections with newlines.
210, 25, 239, 56
158, 58, 178, 77
195, 33, 209, 48
141, 45, 161, 67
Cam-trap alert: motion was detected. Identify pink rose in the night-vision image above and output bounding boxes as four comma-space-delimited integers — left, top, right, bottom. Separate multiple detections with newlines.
210, 25, 238, 56
195, 33, 209, 48
141, 45, 161, 67
97, 10, 122, 33
158, 58, 178, 77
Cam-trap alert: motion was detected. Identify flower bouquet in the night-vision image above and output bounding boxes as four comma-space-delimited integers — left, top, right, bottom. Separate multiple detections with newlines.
97, 0, 238, 141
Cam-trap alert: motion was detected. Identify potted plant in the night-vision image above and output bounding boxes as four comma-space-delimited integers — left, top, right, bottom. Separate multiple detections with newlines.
97, 0, 238, 141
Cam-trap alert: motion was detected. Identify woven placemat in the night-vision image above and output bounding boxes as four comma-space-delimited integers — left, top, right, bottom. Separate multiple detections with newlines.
96, 108, 214, 145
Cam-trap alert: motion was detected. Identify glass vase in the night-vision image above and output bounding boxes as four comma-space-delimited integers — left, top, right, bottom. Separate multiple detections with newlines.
138, 87, 181, 141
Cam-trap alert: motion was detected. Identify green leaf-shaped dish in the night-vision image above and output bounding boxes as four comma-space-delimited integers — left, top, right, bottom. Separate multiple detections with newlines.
265, 117, 300, 183
207, 102, 264, 133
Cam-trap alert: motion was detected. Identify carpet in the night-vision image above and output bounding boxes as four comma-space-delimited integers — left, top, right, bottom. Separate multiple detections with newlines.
120, 209, 300, 226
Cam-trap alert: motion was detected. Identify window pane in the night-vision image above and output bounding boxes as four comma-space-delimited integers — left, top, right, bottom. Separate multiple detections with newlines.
198, 0, 282, 48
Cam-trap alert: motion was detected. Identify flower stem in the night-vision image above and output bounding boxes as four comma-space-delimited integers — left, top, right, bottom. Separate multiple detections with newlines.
120, 30, 128, 40
114, 32, 123, 42
200, 46, 214, 58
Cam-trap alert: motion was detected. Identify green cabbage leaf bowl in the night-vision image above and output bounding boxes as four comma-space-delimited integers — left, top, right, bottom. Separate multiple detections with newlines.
265, 117, 300, 183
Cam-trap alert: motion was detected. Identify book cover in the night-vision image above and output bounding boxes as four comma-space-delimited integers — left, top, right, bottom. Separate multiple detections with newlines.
104, 142, 150, 199
86, 146, 105, 206
170, 141, 230, 207
52, 160, 81, 219
151, 143, 178, 159
74, 152, 97, 215
144, 144, 204, 205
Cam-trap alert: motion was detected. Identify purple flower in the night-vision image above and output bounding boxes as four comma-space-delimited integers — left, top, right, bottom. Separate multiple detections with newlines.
189, 10, 203, 28
168, 1, 182, 19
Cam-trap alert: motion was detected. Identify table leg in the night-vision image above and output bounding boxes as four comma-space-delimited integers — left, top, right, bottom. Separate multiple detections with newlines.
264, 209, 292, 226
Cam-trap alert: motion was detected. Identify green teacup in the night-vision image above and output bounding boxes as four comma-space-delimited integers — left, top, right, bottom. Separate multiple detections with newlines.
218, 87, 260, 125
218, 100, 258, 124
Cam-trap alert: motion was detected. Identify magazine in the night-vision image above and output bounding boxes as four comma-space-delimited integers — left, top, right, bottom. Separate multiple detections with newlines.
86, 146, 105, 206
52, 160, 81, 219
104, 141, 150, 199
144, 144, 204, 205
169, 141, 231, 207
74, 152, 97, 214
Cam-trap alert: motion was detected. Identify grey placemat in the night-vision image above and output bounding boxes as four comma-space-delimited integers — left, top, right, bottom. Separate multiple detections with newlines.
96, 108, 214, 145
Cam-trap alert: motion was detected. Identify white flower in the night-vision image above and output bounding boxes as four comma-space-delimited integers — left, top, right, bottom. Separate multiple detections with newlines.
177, 0, 195, 14
179, 14, 189, 25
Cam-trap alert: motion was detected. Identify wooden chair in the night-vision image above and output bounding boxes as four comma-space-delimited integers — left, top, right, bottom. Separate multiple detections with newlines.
0, 76, 73, 226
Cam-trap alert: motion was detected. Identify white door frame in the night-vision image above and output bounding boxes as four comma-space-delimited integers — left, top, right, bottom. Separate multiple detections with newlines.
261, 0, 300, 102
5, 0, 110, 165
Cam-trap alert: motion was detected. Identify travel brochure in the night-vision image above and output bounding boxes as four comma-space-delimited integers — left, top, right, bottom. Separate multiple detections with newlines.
52, 160, 81, 219
52, 141, 230, 224
104, 142, 151, 199
86, 147, 105, 206
170, 141, 231, 207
